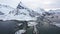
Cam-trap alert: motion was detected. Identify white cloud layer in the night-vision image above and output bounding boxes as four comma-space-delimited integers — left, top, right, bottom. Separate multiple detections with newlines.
21, 0, 60, 10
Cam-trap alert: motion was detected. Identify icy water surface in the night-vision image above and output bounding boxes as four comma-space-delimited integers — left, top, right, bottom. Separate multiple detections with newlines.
0, 20, 60, 34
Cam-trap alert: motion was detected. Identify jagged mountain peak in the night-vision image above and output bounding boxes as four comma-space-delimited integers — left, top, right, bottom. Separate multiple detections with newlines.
17, 2, 26, 9
9, 2, 40, 17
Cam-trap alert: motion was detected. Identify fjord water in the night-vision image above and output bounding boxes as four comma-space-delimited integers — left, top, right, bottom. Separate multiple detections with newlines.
0, 20, 60, 34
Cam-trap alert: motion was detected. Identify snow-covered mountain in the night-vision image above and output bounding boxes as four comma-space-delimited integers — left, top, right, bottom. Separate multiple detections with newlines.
0, 2, 41, 21
9, 2, 40, 16
1, 1, 60, 21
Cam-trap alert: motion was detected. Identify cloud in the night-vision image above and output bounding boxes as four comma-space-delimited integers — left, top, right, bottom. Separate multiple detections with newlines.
21, 0, 60, 9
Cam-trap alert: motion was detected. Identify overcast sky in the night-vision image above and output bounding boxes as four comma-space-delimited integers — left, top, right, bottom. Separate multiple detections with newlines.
0, 0, 60, 10
21, 0, 60, 10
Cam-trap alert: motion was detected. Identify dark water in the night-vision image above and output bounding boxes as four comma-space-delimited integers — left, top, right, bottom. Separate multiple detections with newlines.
0, 20, 60, 34
0, 20, 27, 34
36, 23, 60, 34
0, 20, 18, 34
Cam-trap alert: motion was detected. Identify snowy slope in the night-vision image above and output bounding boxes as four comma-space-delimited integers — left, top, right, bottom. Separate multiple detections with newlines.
0, 4, 14, 15
0, 4, 15, 20
0, 3, 37, 21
